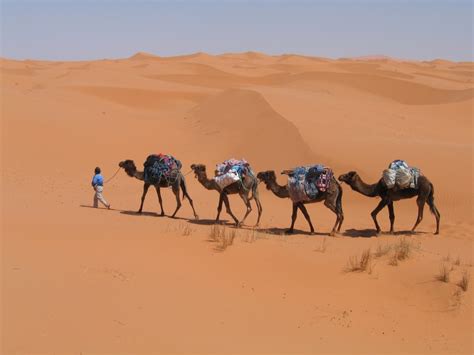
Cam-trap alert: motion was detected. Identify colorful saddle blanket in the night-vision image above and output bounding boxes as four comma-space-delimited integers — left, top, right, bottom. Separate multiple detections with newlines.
287, 165, 333, 202
382, 160, 421, 189
214, 158, 253, 190
143, 154, 182, 184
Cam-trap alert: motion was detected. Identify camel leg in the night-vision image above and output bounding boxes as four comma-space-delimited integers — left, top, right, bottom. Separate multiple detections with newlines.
238, 192, 252, 226
222, 193, 240, 226
371, 199, 388, 234
180, 177, 199, 219
427, 196, 441, 235
324, 198, 341, 236
286, 203, 298, 234
215, 193, 224, 223
298, 203, 315, 235
170, 184, 182, 218
388, 202, 395, 234
254, 196, 263, 227
155, 186, 165, 216
411, 196, 426, 233
138, 183, 151, 213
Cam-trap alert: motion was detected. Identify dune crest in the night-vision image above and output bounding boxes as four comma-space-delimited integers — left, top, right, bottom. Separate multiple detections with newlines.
186, 89, 314, 169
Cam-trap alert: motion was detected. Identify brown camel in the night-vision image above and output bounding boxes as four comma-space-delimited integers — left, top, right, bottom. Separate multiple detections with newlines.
338, 171, 440, 235
190, 164, 262, 226
256, 171, 344, 235
118, 160, 198, 219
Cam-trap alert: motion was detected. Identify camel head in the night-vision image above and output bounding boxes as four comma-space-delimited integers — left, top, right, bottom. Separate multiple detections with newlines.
119, 160, 137, 177
190, 164, 206, 178
338, 171, 358, 185
257, 170, 277, 189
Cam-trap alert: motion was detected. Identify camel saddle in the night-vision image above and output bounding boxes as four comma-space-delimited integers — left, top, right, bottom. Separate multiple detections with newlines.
383, 160, 421, 189
143, 154, 182, 184
285, 165, 332, 202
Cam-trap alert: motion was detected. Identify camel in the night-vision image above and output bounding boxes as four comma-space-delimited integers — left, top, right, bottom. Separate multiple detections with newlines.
118, 159, 198, 219
338, 171, 440, 235
256, 170, 344, 236
190, 164, 262, 227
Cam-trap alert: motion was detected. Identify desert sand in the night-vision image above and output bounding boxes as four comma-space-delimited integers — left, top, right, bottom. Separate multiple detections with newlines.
1, 52, 473, 354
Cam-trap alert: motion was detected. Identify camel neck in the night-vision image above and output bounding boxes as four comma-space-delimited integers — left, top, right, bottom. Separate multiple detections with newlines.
351, 175, 380, 197
197, 172, 218, 191
133, 171, 145, 181
266, 179, 290, 199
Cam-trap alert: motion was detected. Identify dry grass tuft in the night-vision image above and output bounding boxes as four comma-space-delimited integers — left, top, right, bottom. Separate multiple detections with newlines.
314, 238, 327, 253
458, 271, 469, 291
181, 224, 193, 236
453, 256, 461, 266
374, 244, 392, 258
389, 238, 411, 265
436, 263, 451, 283
209, 225, 236, 251
345, 248, 372, 273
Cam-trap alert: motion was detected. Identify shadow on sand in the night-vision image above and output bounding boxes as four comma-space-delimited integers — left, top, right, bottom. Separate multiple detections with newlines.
343, 229, 427, 238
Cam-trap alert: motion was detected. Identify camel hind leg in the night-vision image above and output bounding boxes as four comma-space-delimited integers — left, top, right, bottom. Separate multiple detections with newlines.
222, 193, 240, 226
427, 185, 441, 235
411, 196, 426, 233
388, 202, 395, 234
324, 191, 342, 236
298, 203, 315, 234
180, 176, 198, 219
286, 203, 299, 234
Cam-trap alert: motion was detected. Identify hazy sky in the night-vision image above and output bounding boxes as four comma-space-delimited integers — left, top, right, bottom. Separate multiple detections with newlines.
1, 0, 472, 61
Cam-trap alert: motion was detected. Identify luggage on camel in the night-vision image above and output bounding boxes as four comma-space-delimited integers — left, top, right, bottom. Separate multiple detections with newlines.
214, 158, 253, 190
286, 164, 333, 202
382, 160, 421, 189
143, 153, 182, 184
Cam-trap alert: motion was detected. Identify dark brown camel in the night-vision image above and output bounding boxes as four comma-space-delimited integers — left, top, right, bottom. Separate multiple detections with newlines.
256, 171, 344, 236
190, 164, 262, 227
338, 171, 440, 235
118, 160, 198, 219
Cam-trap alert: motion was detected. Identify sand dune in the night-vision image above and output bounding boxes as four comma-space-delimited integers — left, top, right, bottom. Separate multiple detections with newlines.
2, 52, 473, 354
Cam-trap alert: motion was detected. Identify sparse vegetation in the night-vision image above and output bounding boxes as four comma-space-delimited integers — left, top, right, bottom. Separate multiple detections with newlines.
389, 238, 411, 265
374, 244, 391, 258
314, 238, 327, 253
454, 256, 461, 266
458, 271, 469, 291
209, 225, 236, 251
436, 263, 451, 283
345, 248, 372, 273
181, 224, 193, 236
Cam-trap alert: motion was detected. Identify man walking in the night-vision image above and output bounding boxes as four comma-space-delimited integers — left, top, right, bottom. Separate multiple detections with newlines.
92, 167, 110, 209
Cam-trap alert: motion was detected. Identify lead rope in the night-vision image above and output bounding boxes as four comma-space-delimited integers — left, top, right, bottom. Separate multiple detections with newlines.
104, 167, 121, 184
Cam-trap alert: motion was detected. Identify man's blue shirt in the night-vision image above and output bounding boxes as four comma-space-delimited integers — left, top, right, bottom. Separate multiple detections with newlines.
92, 174, 104, 187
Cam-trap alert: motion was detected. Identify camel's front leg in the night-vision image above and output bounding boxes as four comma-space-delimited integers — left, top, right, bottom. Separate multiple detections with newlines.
286, 203, 298, 234
138, 183, 151, 213
155, 186, 165, 216
371, 199, 388, 234
170, 184, 182, 218
238, 192, 252, 226
388, 202, 395, 234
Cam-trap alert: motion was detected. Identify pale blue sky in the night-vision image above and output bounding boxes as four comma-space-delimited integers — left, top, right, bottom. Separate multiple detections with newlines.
1, 0, 472, 61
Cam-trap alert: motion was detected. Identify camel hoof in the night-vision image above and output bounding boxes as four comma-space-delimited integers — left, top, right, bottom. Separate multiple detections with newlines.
329, 231, 336, 237
194, 215, 199, 220
160, 212, 165, 217
137, 210, 143, 214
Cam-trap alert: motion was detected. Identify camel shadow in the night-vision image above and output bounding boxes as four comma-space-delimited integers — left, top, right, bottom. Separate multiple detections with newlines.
187, 219, 234, 226
343, 229, 378, 238
120, 210, 164, 217
258, 227, 327, 236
